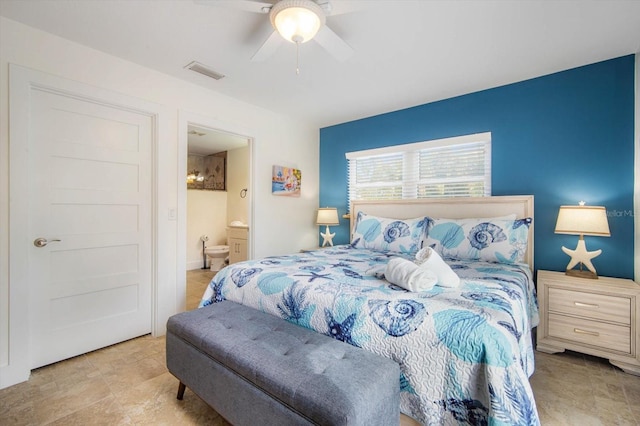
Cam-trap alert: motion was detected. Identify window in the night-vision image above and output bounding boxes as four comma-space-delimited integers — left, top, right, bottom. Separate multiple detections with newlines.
346, 132, 491, 211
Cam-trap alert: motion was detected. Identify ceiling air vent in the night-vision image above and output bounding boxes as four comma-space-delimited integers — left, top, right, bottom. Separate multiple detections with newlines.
184, 61, 225, 80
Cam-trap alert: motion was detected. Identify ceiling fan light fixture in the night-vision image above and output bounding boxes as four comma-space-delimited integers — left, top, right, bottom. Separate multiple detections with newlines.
270, 0, 325, 44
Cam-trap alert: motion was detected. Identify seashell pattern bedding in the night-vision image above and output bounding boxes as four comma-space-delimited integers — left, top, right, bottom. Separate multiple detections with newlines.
200, 245, 540, 425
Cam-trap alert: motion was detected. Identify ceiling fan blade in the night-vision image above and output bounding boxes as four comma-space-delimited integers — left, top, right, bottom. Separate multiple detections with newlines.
314, 26, 353, 61
251, 30, 284, 62
316, 0, 366, 16
193, 0, 273, 14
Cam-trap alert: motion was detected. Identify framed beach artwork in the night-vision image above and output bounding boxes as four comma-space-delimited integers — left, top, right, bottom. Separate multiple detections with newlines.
272, 165, 301, 197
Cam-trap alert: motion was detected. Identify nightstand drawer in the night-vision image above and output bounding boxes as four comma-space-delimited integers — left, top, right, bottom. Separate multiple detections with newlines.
548, 313, 631, 354
548, 288, 630, 325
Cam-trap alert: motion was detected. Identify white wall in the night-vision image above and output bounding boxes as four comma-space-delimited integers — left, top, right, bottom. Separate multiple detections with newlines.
0, 17, 319, 387
227, 146, 250, 226
252, 115, 320, 256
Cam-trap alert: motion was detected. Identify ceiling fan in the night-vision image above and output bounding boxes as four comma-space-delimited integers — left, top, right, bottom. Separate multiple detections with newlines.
200, 0, 354, 63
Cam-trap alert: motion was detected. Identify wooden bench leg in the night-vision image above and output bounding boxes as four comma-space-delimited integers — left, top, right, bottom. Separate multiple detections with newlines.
177, 381, 186, 400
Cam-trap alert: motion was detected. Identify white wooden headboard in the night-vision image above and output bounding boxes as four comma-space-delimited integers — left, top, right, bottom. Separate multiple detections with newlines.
351, 195, 534, 269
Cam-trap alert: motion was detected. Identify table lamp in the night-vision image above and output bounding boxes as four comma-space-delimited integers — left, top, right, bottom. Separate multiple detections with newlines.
554, 202, 610, 279
316, 207, 339, 247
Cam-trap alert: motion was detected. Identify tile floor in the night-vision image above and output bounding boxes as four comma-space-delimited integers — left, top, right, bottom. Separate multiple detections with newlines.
0, 269, 638, 425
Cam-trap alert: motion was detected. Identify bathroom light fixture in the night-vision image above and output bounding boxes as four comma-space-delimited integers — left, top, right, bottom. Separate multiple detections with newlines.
316, 207, 339, 247
554, 202, 610, 279
187, 170, 204, 184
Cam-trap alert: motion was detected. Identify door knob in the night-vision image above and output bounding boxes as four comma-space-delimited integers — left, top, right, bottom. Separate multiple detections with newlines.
33, 238, 61, 248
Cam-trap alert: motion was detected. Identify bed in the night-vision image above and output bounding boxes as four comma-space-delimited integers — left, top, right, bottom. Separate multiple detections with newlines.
200, 196, 540, 425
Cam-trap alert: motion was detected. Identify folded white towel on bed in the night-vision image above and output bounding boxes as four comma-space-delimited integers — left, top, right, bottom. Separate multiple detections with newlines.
384, 257, 438, 292
415, 247, 460, 288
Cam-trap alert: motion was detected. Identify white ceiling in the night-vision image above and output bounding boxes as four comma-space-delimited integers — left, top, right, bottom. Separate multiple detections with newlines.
188, 124, 248, 155
2, 0, 640, 128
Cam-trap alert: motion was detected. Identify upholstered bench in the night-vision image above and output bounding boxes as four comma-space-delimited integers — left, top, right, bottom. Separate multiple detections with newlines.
166, 301, 401, 426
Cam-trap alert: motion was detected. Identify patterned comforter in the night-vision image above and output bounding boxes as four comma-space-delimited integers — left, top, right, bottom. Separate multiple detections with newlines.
200, 245, 540, 425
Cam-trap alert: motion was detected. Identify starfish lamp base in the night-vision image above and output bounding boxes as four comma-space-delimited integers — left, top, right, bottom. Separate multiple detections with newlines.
320, 225, 335, 247
566, 267, 598, 280
562, 237, 601, 280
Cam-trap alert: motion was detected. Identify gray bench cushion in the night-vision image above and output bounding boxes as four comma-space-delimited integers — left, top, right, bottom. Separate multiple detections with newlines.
166, 301, 400, 425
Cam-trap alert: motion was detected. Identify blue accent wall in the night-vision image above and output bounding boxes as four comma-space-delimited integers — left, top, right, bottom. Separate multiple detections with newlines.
320, 55, 635, 279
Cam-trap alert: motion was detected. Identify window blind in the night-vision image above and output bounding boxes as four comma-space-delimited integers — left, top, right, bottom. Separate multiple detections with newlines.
346, 133, 491, 212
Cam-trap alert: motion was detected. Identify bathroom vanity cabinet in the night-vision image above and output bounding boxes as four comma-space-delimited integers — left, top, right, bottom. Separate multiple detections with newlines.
227, 226, 248, 264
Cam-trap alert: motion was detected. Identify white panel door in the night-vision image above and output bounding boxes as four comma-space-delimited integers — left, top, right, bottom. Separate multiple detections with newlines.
28, 87, 152, 369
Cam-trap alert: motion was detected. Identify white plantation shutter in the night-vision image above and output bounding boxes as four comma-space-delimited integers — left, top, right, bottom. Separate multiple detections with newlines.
346, 133, 491, 212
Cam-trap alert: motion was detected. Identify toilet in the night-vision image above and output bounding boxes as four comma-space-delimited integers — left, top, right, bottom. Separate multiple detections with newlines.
204, 245, 229, 271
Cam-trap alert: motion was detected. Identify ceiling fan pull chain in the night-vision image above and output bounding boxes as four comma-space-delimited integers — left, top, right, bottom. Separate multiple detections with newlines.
296, 41, 300, 75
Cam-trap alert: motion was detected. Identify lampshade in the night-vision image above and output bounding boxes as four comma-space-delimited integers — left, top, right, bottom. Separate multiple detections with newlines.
316, 207, 339, 226
555, 205, 610, 237
270, 0, 325, 44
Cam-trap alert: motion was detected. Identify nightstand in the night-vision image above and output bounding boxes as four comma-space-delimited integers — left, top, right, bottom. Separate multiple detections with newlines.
536, 270, 640, 375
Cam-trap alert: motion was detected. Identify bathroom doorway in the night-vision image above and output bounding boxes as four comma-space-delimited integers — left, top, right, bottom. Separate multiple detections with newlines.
177, 111, 253, 311
185, 124, 250, 270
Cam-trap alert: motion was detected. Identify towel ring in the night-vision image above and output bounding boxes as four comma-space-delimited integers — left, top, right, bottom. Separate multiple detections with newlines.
240, 188, 248, 198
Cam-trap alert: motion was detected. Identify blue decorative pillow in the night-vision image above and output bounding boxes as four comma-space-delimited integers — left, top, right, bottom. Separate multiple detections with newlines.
421, 217, 532, 264
351, 212, 428, 255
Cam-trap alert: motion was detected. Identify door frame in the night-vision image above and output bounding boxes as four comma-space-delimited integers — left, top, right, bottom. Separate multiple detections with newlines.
4, 64, 169, 387
177, 110, 255, 310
